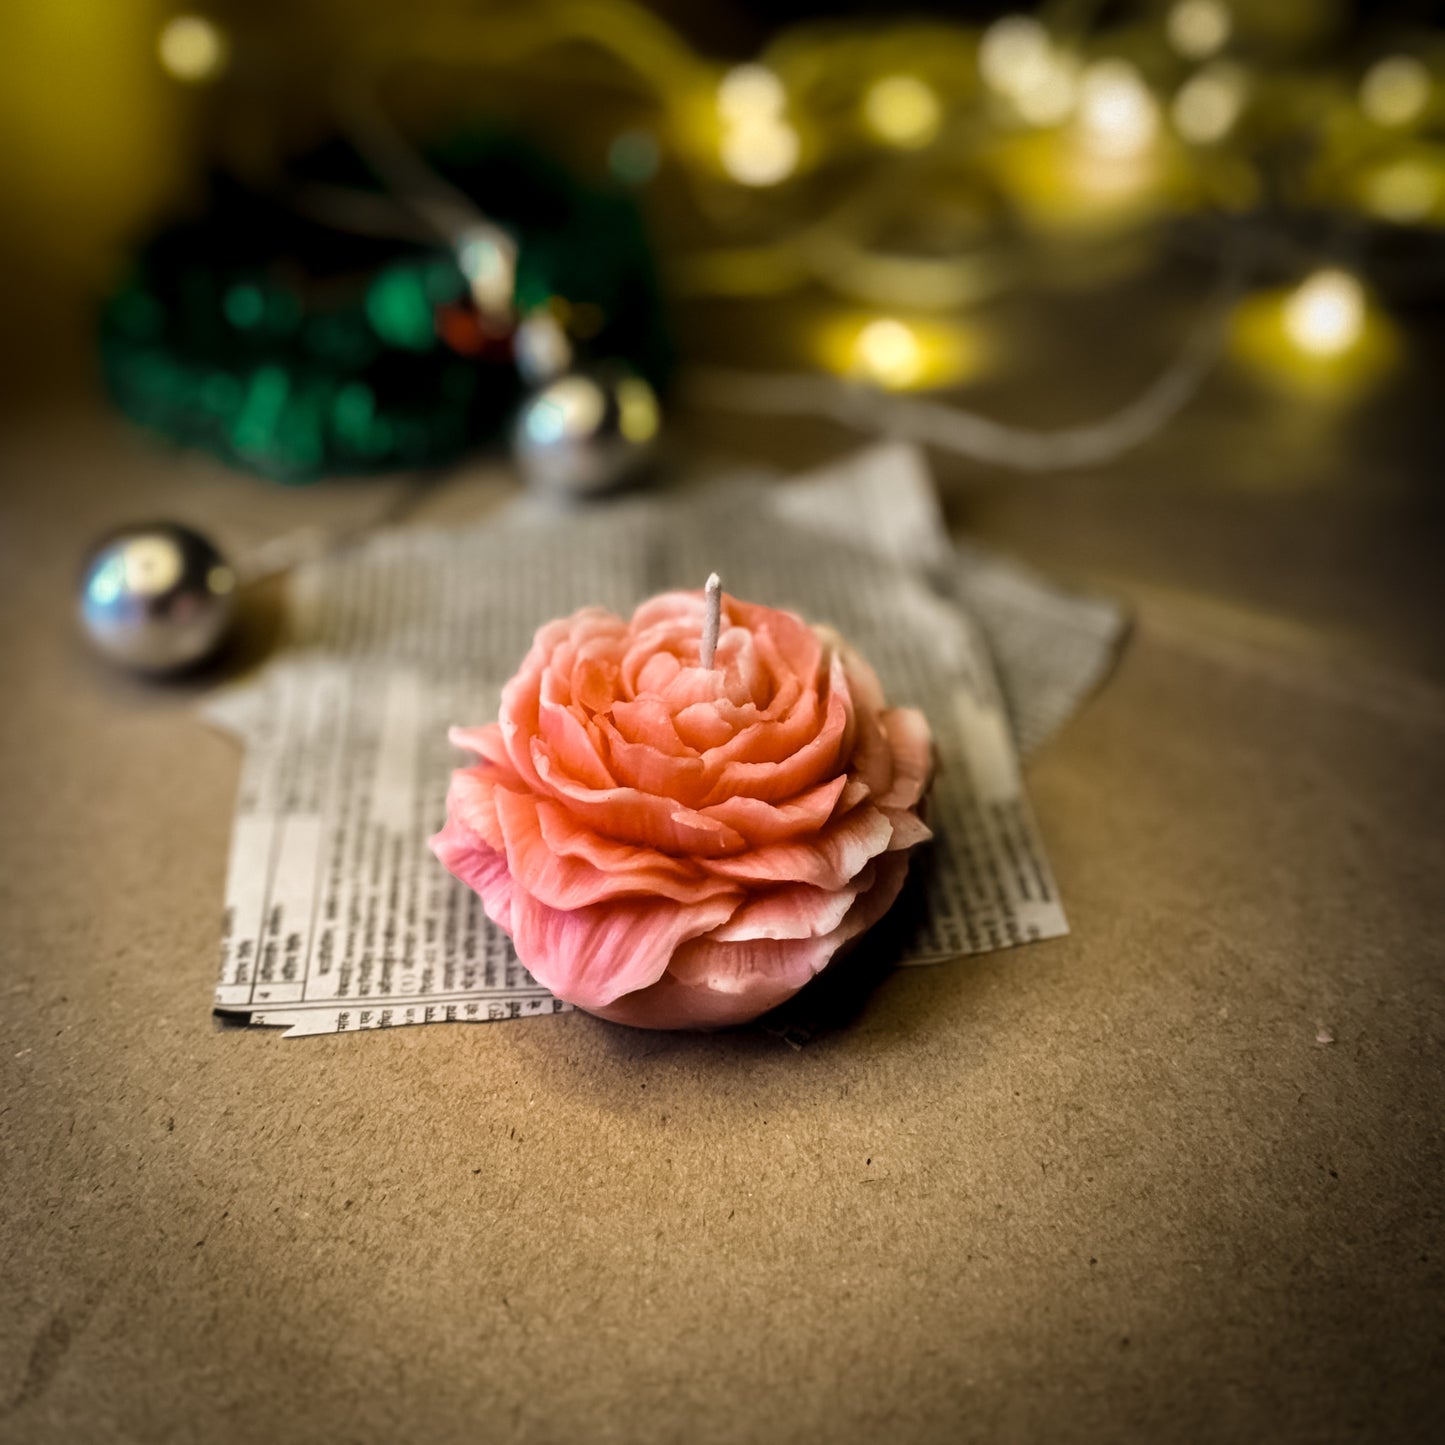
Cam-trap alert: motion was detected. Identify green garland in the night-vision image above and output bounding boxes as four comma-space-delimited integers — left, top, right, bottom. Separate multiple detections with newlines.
100, 129, 671, 483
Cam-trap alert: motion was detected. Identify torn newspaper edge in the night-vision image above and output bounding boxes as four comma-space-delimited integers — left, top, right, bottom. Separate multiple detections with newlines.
206, 443, 1122, 1035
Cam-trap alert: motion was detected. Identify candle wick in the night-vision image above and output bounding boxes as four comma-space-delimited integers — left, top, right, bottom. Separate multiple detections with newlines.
700, 572, 722, 669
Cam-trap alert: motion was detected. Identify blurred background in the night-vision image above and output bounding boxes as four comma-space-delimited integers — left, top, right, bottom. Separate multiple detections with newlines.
0, 0, 1441, 673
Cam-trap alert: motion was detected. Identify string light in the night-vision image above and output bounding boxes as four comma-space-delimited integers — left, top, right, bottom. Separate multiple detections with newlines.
1172, 62, 1247, 144
979, 16, 1078, 127
718, 64, 787, 123
1359, 56, 1431, 129
1076, 60, 1160, 159
1166, 1, 1232, 62
1282, 270, 1365, 358
157, 15, 228, 83
1360, 156, 1442, 224
863, 75, 942, 149
979, 16, 1050, 96
716, 63, 799, 185
852, 319, 924, 388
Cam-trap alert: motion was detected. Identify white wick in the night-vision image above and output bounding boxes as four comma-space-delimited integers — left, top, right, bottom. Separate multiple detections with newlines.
700, 572, 722, 669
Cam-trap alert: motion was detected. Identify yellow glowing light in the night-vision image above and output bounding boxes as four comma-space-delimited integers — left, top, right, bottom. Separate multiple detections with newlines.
1166, 0, 1232, 61
616, 377, 661, 444
1361, 157, 1442, 224
1172, 62, 1247, 144
718, 64, 787, 123
979, 16, 1079, 127
1359, 55, 1431, 129
720, 119, 799, 185
1076, 60, 1160, 158
863, 75, 942, 148
1015, 51, 1080, 127
821, 315, 982, 392
157, 15, 228, 83
979, 16, 1050, 94
1282, 270, 1365, 358
853, 319, 924, 388
1232, 279, 1396, 396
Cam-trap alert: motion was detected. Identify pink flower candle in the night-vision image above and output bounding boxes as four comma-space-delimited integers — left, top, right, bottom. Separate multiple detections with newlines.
431, 576, 934, 1029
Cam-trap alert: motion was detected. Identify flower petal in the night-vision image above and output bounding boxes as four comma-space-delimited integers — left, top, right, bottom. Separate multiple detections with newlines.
508, 882, 739, 1009
705, 865, 873, 943
878, 707, 933, 809
702, 802, 893, 889
495, 785, 738, 909
429, 815, 515, 934
698, 773, 847, 845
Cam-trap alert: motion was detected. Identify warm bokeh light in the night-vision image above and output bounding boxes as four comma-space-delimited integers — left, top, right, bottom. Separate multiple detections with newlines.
979, 16, 1049, 95
979, 15, 1078, 127
818, 314, 984, 392
716, 63, 798, 185
863, 75, 942, 149
1359, 155, 1443, 224
717, 64, 787, 124
616, 376, 660, 443
1166, 0, 1232, 61
1172, 62, 1247, 144
1359, 55, 1431, 129
1283, 269, 1364, 358
157, 15, 228, 84
1232, 273, 1396, 396
853, 319, 924, 388
1076, 60, 1160, 158
719, 120, 799, 185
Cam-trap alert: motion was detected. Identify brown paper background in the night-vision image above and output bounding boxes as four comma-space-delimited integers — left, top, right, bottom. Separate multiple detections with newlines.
2, 395, 1442, 1444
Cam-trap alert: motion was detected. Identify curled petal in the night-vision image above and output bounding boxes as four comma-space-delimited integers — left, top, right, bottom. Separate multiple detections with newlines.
430, 815, 515, 934
507, 877, 740, 1009
706, 865, 874, 943
698, 773, 847, 845
532, 741, 748, 856
878, 707, 933, 810
703, 802, 893, 890
494, 785, 740, 910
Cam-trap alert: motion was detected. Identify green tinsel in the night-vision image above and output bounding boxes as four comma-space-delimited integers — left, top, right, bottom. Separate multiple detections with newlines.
100, 129, 670, 484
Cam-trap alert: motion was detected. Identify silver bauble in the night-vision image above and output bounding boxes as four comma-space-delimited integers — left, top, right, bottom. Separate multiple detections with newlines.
513, 366, 660, 499
78, 522, 237, 673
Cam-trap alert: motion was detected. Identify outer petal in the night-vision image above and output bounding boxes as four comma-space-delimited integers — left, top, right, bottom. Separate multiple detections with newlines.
429, 814, 516, 934
878, 707, 933, 810
506, 879, 740, 1010
595, 851, 913, 1030
494, 785, 739, 909
702, 802, 893, 889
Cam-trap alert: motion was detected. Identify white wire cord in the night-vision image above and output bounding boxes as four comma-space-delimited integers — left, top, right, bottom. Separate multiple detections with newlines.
683, 236, 1253, 473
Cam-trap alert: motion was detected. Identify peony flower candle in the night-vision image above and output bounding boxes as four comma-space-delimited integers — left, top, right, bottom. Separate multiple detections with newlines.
430, 576, 934, 1029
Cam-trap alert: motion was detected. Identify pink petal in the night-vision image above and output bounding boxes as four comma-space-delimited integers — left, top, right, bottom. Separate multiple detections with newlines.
698, 773, 847, 845
508, 881, 740, 1009
533, 798, 725, 893
429, 816, 515, 934
706, 866, 873, 942
446, 765, 506, 852
702, 802, 893, 889
494, 785, 737, 909
601, 850, 914, 1030
530, 742, 747, 856
699, 653, 852, 806
537, 696, 616, 790
448, 724, 513, 773
878, 707, 934, 810
882, 807, 933, 852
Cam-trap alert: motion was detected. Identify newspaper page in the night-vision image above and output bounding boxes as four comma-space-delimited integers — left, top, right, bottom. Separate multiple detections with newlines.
208, 443, 1114, 1035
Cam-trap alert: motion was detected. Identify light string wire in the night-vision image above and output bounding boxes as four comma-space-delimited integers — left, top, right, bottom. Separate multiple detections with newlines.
683, 224, 1254, 472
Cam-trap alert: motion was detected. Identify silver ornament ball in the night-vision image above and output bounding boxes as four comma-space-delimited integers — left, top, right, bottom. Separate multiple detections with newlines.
514, 366, 660, 499
78, 522, 237, 673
